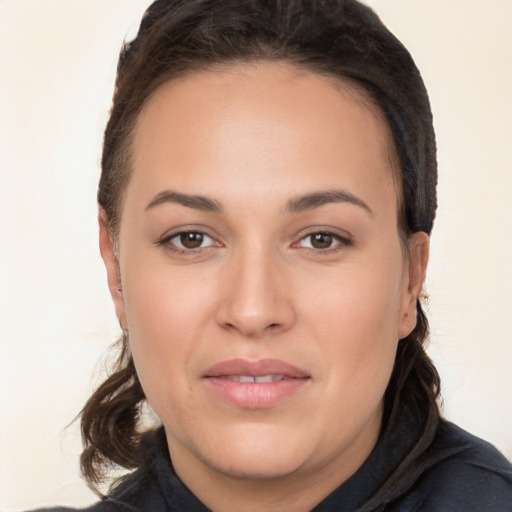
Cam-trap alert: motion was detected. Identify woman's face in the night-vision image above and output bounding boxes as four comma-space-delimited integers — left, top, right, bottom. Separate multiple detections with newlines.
101, 63, 427, 497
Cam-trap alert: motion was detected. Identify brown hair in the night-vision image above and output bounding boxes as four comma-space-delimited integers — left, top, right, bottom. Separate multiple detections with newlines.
82, 0, 440, 490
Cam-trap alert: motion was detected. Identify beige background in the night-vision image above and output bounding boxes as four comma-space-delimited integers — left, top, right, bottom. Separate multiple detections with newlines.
1, 0, 511, 509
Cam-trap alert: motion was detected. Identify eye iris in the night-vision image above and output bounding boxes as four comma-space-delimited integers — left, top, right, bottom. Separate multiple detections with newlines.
180, 232, 204, 249
311, 233, 333, 249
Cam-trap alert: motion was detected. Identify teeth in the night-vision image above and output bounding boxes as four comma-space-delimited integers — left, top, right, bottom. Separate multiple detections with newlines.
256, 375, 284, 383
226, 375, 285, 383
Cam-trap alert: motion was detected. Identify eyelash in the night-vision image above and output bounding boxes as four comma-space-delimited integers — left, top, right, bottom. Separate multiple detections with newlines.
158, 230, 220, 255
294, 231, 353, 254
157, 229, 353, 255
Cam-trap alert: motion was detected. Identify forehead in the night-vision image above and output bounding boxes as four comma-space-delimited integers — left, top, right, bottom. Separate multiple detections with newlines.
128, 62, 397, 214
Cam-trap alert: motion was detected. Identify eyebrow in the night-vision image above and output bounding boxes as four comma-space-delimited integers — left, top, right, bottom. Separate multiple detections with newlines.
286, 189, 373, 216
145, 190, 222, 212
145, 188, 372, 216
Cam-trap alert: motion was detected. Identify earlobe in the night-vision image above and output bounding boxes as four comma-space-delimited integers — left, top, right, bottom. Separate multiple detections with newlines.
98, 209, 127, 330
399, 231, 430, 339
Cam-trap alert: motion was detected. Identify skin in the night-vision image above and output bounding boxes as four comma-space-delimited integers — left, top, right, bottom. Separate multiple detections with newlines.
100, 62, 429, 512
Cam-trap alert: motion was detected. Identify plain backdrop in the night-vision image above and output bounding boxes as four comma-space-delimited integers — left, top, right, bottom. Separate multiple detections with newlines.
1, 0, 511, 509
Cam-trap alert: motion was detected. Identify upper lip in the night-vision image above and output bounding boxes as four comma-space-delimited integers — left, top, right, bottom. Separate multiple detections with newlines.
204, 358, 310, 379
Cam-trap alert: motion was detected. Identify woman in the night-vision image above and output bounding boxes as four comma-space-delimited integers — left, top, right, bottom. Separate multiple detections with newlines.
28, 0, 512, 511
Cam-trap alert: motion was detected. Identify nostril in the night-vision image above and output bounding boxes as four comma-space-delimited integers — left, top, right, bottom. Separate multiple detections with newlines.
215, 296, 296, 337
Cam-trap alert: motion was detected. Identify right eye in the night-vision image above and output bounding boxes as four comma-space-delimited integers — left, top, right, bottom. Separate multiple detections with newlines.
163, 231, 218, 251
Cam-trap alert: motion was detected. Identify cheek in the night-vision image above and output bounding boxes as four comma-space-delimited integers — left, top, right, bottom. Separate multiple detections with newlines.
122, 239, 218, 332
305, 251, 404, 335
301, 252, 404, 392
119, 260, 217, 407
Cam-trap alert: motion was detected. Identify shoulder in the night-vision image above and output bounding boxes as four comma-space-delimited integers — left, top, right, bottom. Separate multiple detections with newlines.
24, 464, 164, 512
24, 484, 166, 512
24, 429, 176, 512
23, 500, 121, 512
395, 419, 512, 511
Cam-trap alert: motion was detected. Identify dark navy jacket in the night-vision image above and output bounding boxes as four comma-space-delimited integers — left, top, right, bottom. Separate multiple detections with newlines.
29, 404, 512, 512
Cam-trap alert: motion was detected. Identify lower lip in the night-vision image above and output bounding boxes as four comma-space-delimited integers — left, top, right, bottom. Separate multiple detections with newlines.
205, 377, 310, 409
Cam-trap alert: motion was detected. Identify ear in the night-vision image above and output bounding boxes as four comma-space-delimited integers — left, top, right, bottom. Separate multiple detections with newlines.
398, 231, 430, 339
98, 209, 127, 330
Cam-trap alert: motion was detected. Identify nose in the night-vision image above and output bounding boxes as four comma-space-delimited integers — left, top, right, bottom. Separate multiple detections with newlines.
215, 248, 296, 338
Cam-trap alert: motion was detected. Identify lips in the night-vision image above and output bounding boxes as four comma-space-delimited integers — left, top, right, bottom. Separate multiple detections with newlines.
205, 358, 309, 378
203, 359, 310, 409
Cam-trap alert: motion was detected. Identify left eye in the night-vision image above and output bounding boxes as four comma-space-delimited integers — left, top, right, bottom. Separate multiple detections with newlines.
168, 231, 216, 250
298, 232, 343, 250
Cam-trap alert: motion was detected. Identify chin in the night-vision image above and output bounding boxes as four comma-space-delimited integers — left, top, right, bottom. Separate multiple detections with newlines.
204, 449, 306, 481
185, 422, 314, 480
